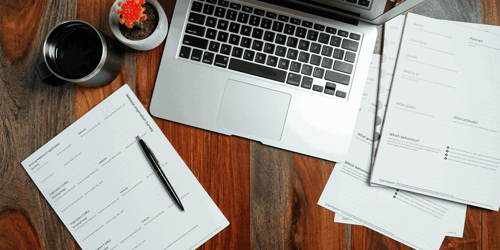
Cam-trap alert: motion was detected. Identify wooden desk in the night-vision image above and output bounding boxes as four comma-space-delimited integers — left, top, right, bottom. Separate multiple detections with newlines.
0, 0, 499, 249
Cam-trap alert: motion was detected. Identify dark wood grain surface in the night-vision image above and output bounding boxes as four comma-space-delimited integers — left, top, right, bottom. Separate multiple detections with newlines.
0, 0, 498, 249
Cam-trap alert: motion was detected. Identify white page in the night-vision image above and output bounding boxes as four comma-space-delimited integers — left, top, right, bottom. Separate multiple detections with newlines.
318, 82, 467, 249
359, 54, 381, 111
370, 13, 500, 210
21, 85, 229, 250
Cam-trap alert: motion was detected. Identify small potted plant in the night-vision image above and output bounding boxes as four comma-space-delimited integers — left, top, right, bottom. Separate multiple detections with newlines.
109, 0, 168, 51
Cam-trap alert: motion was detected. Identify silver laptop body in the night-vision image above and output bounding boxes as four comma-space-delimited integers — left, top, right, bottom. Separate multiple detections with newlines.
150, 0, 425, 162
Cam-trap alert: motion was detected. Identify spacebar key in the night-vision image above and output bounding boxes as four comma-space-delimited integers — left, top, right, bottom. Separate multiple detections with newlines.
229, 58, 287, 82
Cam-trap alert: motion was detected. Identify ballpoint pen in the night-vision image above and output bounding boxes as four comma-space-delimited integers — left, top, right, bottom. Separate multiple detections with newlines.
136, 136, 185, 212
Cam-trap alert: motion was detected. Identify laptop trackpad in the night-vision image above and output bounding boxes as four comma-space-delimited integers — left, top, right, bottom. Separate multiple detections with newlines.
217, 80, 291, 141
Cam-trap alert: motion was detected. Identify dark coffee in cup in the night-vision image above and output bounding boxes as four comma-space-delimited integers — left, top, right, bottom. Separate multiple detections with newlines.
36, 20, 122, 87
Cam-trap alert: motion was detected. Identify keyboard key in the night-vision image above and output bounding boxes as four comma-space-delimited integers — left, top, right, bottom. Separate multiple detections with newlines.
278, 58, 290, 70
284, 24, 295, 35
314, 24, 325, 31
326, 27, 337, 34
214, 55, 229, 68
203, 51, 214, 64
267, 55, 278, 67
324, 88, 335, 95
230, 3, 241, 10
358, 0, 370, 7
264, 43, 275, 54
229, 58, 287, 82
325, 70, 350, 85
232, 47, 243, 58
330, 36, 341, 47
189, 12, 206, 25
240, 25, 252, 36
179, 46, 191, 58
261, 18, 272, 29
310, 54, 321, 65
345, 51, 356, 63
218, 0, 229, 7
238, 12, 250, 23
290, 18, 301, 25
298, 51, 310, 63
321, 46, 333, 57
321, 58, 333, 69
183, 35, 209, 49
229, 34, 240, 45
252, 28, 264, 39
312, 85, 323, 92
206, 0, 216, 3
313, 67, 325, 78
318, 33, 330, 44
192, 1, 203, 12
333, 61, 353, 74
286, 49, 298, 60
333, 49, 344, 59
186, 23, 205, 36
301, 64, 313, 76
301, 76, 313, 89
350, 33, 361, 40
206, 28, 217, 39
215, 7, 226, 18
302, 21, 313, 28
275, 46, 286, 57
336, 91, 347, 98
221, 44, 232, 55
242, 6, 253, 13
217, 19, 229, 30
278, 15, 289, 22
287, 72, 301, 86
191, 48, 203, 61
249, 15, 261, 26
229, 22, 240, 33
338, 30, 349, 37
254, 9, 265, 16
252, 40, 264, 51
209, 41, 220, 52
203, 4, 215, 15
295, 27, 307, 38
217, 31, 228, 42
325, 82, 336, 90
226, 9, 237, 20
290, 61, 301, 73
341, 39, 359, 52
206, 16, 217, 27
310, 43, 321, 54
263, 31, 275, 42
307, 30, 319, 41
346, 0, 357, 3
255, 52, 266, 64
266, 12, 277, 19
298, 40, 310, 51
240, 37, 252, 48
243, 50, 255, 61
286, 37, 298, 48
275, 34, 287, 45
272, 21, 284, 32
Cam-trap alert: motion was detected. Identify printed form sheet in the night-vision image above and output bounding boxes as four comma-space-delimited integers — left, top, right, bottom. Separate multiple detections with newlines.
22, 85, 229, 250
370, 13, 500, 210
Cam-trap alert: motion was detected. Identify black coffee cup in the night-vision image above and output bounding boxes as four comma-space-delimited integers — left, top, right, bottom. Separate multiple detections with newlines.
36, 20, 122, 87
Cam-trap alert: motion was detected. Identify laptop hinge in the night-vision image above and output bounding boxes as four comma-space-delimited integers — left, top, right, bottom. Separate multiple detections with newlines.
257, 0, 360, 26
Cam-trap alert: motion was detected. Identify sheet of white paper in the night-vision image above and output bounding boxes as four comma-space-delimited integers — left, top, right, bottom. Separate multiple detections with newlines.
319, 78, 467, 249
359, 54, 381, 111
21, 85, 229, 250
370, 13, 500, 210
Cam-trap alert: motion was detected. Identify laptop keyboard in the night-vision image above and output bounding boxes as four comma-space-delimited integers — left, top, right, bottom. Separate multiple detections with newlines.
179, 0, 363, 99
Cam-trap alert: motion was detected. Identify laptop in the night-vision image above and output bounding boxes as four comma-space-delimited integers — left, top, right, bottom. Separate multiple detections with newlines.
150, 0, 425, 162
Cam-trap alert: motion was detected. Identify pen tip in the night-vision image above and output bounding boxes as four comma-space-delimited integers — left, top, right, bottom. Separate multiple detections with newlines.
136, 136, 140, 140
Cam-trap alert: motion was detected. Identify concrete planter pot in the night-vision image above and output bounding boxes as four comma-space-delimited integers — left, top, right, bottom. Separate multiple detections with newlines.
109, 0, 168, 51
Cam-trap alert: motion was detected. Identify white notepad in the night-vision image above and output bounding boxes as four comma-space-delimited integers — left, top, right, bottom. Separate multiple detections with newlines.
370, 13, 500, 210
22, 85, 229, 249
